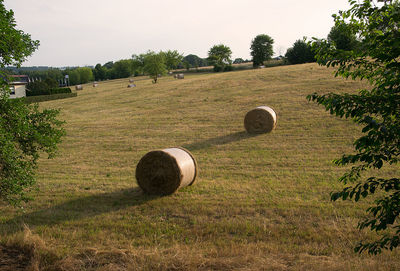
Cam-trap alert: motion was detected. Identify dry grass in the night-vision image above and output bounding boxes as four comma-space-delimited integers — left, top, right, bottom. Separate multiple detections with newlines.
0, 63, 399, 270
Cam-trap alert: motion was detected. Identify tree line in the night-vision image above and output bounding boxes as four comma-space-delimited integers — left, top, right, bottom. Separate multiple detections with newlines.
8, 23, 357, 86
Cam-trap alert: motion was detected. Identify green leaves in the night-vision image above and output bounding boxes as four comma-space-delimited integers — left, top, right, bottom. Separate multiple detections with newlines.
310, 0, 400, 254
0, 95, 65, 206
0, 1, 64, 206
250, 34, 274, 66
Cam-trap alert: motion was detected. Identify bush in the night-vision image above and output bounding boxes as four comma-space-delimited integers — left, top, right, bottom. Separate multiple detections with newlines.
213, 65, 223, 72
223, 65, 233, 72
24, 92, 77, 103
26, 87, 71, 97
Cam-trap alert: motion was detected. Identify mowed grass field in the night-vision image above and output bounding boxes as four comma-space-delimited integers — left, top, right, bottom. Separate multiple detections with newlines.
1, 63, 399, 270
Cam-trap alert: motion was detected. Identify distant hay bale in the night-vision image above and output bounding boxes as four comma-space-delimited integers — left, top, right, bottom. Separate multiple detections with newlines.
129, 78, 134, 83
244, 106, 277, 134
173, 74, 177, 79
177, 73, 184, 79
75, 85, 83, 90
127, 84, 136, 88
136, 147, 198, 195
93, 83, 98, 87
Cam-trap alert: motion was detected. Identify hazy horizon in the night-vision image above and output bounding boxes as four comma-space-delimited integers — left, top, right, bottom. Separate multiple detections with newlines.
4, 0, 352, 67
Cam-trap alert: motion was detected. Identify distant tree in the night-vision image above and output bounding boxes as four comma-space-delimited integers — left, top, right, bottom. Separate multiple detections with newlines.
131, 54, 146, 75
250, 34, 274, 67
77, 67, 93, 84
112, 59, 133, 78
183, 54, 208, 68
233, 58, 245, 64
68, 69, 80, 85
43, 77, 58, 88
162, 50, 183, 72
103, 61, 114, 70
143, 51, 167, 83
93, 63, 107, 81
308, 0, 400, 254
183, 60, 191, 71
207, 44, 232, 72
45, 68, 63, 81
328, 23, 358, 51
0, 0, 64, 206
285, 38, 315, 64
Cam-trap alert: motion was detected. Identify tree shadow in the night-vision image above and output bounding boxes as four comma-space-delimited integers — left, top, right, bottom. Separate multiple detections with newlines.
182, 131, 260, 151
1, 187, 159, 235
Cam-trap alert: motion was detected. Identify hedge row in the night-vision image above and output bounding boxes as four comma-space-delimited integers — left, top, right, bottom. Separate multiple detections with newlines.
26, 87, 72, 97
24, 92, 77, 103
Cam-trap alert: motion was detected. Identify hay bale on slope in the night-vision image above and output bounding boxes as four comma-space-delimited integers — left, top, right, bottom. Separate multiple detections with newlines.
136, 147, 198, 195
129, 78, 134, 83
244, 106, 277, 134
127, 84, 136, 88
75, 85, 83, 90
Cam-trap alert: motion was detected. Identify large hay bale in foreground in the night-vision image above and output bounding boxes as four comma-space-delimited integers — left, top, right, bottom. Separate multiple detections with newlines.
244, 106, 277, 134
136, 147, 197, 195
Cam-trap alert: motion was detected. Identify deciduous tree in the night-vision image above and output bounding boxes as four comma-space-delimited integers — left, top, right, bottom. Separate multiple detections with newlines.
0, 0, 64, 206
207, 44, 232, 72
250, 34, 274, 67
285, 38, 315, 64
308, 0, 400, 254
143, 51, 167, 83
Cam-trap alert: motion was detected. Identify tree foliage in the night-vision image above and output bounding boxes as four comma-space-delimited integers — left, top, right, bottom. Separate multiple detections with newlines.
143, 51, 167, 83
207, 44, 232, 72
250, 34, 274, 67
162, 50, 183, 72
285, 38, 315, 64
327, 23, 359, 51
308, 0, 400, 254
0, 0, 65, 206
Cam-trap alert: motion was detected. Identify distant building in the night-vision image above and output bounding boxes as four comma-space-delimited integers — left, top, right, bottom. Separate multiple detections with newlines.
8, 75, 29, 98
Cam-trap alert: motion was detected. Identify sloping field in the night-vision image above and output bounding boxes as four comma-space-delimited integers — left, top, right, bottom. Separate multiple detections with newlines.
1, 63, 399, 270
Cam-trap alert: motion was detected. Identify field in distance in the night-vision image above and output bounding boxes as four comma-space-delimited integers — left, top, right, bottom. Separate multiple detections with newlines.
0, 63, 399, 270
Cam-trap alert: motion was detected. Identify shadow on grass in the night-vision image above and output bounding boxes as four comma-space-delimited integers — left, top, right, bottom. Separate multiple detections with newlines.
182, 131, 260, 151
1, 187, 159, 235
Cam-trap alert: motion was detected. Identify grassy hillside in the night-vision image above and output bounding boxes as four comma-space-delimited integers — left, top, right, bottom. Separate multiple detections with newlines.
1, 63, 399, 270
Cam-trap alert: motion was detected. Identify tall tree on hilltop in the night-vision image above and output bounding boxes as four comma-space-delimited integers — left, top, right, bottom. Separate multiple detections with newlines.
0, 0, 65, 206
308, 0, 400, 254
250, 34, 274, 67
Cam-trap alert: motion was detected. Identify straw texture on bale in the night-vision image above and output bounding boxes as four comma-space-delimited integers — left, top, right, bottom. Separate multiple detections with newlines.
75, 85, 83, 90
244, 106, 277, 134
136, 147, 197, 195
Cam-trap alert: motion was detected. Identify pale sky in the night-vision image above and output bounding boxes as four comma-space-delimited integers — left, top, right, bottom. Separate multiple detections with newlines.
4, 0, 352, 67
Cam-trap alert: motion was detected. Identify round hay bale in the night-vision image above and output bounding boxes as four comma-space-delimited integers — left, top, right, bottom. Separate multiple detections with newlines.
129, 78, 134, 83
136, 147, 197, 195
127, 84, 136, 88
244, 106, 277, 134
93, 83, 98, 87
75, 85, 83, 90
